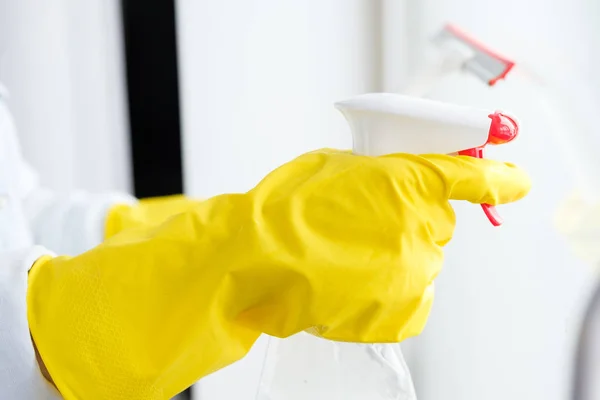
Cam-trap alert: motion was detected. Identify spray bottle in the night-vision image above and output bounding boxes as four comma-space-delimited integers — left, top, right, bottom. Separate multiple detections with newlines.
255, 24, 519, 400
254, 94, 519, 400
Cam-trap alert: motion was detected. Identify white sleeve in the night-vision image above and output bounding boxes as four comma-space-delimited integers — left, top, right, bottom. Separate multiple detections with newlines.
0, 246, 61, 399
0, 87, 137, 256
22, 187, 137, 256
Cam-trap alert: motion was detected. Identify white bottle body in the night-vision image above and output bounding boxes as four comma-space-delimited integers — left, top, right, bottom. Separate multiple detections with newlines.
256, 333, 417, 400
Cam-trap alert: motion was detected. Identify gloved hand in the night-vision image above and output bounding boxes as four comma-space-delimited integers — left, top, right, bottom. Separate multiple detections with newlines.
27, 149, 530, 400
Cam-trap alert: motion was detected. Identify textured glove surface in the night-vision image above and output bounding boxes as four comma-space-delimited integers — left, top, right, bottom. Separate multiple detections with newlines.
28, 150, 531, 399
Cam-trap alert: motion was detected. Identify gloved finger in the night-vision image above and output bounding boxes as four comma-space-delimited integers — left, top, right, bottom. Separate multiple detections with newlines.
419, 154, 531, 205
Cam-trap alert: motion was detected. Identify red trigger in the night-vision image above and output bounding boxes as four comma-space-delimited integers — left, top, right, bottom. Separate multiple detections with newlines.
457, 112, 518, 227
458, 147, 501, 226
458, 147, 484, 158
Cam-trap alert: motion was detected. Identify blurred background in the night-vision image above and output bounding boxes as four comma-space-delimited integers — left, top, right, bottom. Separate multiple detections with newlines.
1, 0, 599, 399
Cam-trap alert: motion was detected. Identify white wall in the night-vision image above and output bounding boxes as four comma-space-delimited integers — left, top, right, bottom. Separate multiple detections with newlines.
0, 0, 131, 193
390, 2, 600, 400
175, 1, 381, 398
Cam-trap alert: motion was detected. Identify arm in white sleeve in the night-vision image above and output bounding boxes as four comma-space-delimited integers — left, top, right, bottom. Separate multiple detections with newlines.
16, 156, 136, 255
22, 185, 137, 256
0, 88, 137, 256
0, 246, 61, 399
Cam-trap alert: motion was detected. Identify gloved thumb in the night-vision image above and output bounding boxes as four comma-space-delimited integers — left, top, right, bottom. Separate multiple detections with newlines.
420, 154, 531, 205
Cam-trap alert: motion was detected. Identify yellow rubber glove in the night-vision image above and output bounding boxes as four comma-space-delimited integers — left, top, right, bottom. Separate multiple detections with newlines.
28, 150, 530, 400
